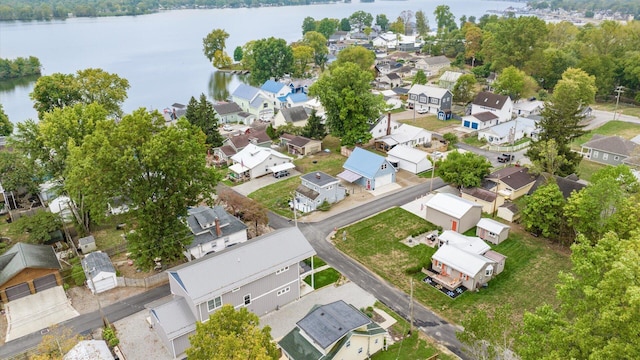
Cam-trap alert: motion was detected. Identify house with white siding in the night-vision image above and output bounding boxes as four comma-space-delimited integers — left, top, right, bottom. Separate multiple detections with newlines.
183, 206, 248, 260
425, 193, 482, 233
230, 83, 274, 120
228, 143, 293, 181
471, 92, 513, 123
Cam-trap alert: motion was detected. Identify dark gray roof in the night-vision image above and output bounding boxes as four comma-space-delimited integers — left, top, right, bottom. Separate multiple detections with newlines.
386, 73, 401, 80
582, 135, 638, 156
185, 206, 247, 249
528, 173, 586, 199
288, 135, 314, 148
280, 106, 310, 124
296, 184, 320, 201
82, 251, 115, 275
498, 167, 536, 190
278, 327, 324, 360
301, 171, 339, 187
473, 91, 510, 110
423, 55, 450, 66
461, 187, 497, 202
213, 102, 243, 115
473, 111, 499, 122
297, 300, 371, 349
0, 243, 61, 286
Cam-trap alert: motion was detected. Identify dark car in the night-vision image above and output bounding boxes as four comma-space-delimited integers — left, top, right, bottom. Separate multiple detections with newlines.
273, 170, 290, 178
497, 153, 515, 163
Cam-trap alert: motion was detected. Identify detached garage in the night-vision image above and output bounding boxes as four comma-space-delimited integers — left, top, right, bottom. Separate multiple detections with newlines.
0, 243, 62, 303
82, 251, 117, 294
387, 145, 433, 174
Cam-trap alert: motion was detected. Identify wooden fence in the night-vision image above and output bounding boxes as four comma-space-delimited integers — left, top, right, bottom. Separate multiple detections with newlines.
116, 272, 167, 288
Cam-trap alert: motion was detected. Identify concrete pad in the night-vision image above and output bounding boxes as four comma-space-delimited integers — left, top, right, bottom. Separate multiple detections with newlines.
373, 308, 397, 330
261, 281, 377, 340
369, 182, 401, 197
5, 286, 79, 341
400, 193, 434, 218
232, 169, 301, 196
113, 310, 173, 360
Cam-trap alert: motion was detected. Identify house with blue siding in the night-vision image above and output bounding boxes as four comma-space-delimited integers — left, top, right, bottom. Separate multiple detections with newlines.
279, 92, 309, 109
230, 83, 274, 120
338, 147, 396, 191
261, 80, 291, 110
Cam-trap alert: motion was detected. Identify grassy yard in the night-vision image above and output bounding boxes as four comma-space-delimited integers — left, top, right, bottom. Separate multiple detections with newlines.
248, 176, 300, 218
91, 213, 133, 250
398, 115, 455, 131
293, 135, 346, 176
462, 136, 486, 147
335, 208, 571, 325
576, 158, 607, 182
303, 255, 327, 268
304, 268, 341, 289
592, 102, 640, 118
571, 120, 640, 150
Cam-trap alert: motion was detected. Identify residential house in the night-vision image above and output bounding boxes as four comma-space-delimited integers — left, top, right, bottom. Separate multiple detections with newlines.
461, 111, 500, 131
280, 93, 310, 109
460, 187, 504, 214
183, 206, 248, 260
407, 84, 453, 116
374, 123, 432, 152
261, 80, 291, 109
471, 92, 513, 123
149, 227, 316, 359
369, 114, 399, 139
82, 251, 117, 294
581, 135, 639, 166
414, 55, 451, 76
438, 71, 463, 91
374, 61, 403, 76
429, 230, 506, 291
280, 134, 322, 156
424, 193, 482, 233
228, 143, 293, 181
386, 145, 433, 174
295, 172, 346, 213
476, 218, 510, 245
273, 106, 310, 129
0, 243, 62, 303
284, 78, 313, 94
212, 102, 245, 124
488, 166, 537, 200
513, 99, 544, 117
278, 300, 387, 360
375, 73, 402, 89
497, 202, 519, 223
528, 173, 587, 199
338, 147, 396, 191
64, 340, 114, 360
213, 129, 272, 164
477, 117, 539, 145
230, 83, 274, 120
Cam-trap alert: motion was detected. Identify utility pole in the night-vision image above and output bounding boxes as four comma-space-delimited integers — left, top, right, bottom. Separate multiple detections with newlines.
613, 86, 624, 121
409, 278, 414, 335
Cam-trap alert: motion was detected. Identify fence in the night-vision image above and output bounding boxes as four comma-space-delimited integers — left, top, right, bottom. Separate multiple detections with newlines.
116, 272, 168, 288
486, 140, 531, 153
104, 243, 128, 257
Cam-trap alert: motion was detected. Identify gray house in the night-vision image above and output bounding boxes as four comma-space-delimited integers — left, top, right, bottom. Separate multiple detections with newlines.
149, 227, 316, 359
295, 172, 346, 213
425, 193, 482, 233
407, 84, 452, 115
581, 135, 639, 166
183, 206, 248, 260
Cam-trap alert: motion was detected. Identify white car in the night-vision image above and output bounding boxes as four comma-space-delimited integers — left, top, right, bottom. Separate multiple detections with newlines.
416, 108, 428, 114
222, 124, 233, 131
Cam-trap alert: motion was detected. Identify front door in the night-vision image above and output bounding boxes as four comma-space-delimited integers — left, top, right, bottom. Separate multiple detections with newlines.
451, 220, 458, 232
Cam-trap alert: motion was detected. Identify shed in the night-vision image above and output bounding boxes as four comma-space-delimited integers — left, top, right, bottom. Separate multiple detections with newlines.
497, 202, 519, 223
64, 340, 114, 360
387, 145, 432, 174
78, 235, 97, 254
476, 218, 510, 245
425, 193, 482, 233
82, 252, 117, 294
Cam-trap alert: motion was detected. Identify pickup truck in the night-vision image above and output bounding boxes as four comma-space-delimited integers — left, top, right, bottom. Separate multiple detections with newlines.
497, 153, 515, 163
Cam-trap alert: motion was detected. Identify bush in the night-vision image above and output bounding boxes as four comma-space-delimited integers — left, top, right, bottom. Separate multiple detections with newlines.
14, 211, 62, 244
71, 265, 86, 286
317, 200, 331, 212
102, 326, 119, 348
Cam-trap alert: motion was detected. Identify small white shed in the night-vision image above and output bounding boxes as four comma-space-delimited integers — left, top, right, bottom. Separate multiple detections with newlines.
78, 235, 97, 254
476, 218, 510, 245
82, 251, 117, 294
387, 145, 433, 174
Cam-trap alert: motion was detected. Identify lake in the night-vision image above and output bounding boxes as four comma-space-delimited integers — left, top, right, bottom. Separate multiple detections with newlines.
0, 0, 522, 124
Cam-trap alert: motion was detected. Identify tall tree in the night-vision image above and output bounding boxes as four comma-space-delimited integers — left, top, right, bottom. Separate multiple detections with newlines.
452, 73, 477, 104
301, 16, 316, 35
481, 16, 548, 72
291, 45, 314, 78
463, 23, 483, 65
301, 109, 326, 140
457, 305, 517, 360
303, 31, 329, 70
349, 10, 373, 32
340, 18, 351, 31
389, 17, 405, 35
415, 10, 429, 37
522, 181, 567, 239
309, 62, 385, 146
434, 5, 456, 36
0, 104, 12, 136
202, 28, 231, 68
375, 14, 389, 31
412, 70, 427, 85
493, 66, 537, 101
187, 305, 278, 360
400, 10, 414, 35
317, 18, 338, 40
185, 94, 224, 148
66, 111, 220, 268
518, 232, 640, 360
250, 37, 293, 85
332, 45, 375, 72
233, 46, 243, 62
436, 151, 491, 189
0, 150, 40, 203
30, 73, 80, 118
528, 139, 570, 176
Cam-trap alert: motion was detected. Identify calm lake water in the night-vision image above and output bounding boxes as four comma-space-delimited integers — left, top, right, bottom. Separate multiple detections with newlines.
0, 0, 522, 124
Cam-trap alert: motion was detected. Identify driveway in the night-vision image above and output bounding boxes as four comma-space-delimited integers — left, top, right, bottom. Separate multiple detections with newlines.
232, 169, 301, 196
5, 286, 79, 342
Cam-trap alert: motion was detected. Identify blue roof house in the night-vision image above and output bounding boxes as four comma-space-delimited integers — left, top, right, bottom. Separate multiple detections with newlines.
261, 80, 291, 109
338, 147, 396, 191
231, 83, 275, 120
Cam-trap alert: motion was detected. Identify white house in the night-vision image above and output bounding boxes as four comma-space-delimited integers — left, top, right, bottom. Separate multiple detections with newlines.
471, 92, 513, 123
261, 80, 291, 109
414, 55, 451, 76
374, 123, 432, 152
477, 117, 539, 145
295, 172, 346, 213
229, 143, 293, 180
183, 206, 248, 260
512, 99, 544, 117
461, 111, 500, 131
81, 252, 117, 294
387, 145, 433, 174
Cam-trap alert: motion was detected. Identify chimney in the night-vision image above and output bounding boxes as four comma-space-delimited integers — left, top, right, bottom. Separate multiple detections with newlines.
386, 112, 392, 136
316, 172, 321, 179
215, 217, 222, 237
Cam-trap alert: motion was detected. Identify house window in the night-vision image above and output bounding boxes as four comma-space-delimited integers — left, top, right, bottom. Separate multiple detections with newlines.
224, 237, 230, 244
430, 98, 439, 104
409, 94, 416, 100
375, 339, 379, 344
381, 163, 387, 170
276, 266, 289, 275
346, 340, 351, 348
602, 153, 608, 160
263, 103, 268, 108
244, 294, 251, 305
419, 96, 427, 103
207, 296, 222, 312
277, 287, 290, 296
592, 150, 599, 158
485, 268, 493, 276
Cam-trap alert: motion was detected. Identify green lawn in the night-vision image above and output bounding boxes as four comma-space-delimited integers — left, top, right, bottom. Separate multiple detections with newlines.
571, 120, 640, 150
576, 158, 607, 182
335, 208, 571, 325
248, 176, 300, 218
303, 255, 327, 268
592, 102, 640, 118
398, 115, 455, 131
304, 268, 341, 289
92, 213, 134, 250
463, 136, 486, 147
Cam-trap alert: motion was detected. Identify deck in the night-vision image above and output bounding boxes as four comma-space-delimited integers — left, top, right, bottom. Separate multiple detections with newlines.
422, 268, 462, 291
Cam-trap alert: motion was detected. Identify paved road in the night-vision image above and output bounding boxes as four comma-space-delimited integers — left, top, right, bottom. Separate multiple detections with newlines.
585, 109, 640, 130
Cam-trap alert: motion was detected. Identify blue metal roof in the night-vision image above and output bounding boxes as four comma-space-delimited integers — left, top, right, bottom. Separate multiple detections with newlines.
261, 80, 286, 94
232, 83, 260, 101
343, 147, 386, 179
287, 93, 308, 104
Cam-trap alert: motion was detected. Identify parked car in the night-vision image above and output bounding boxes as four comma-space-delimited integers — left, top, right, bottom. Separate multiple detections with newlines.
416, 108, 428, 114
273, 170, 290, 178
497, 153, 515, 163
222, 124, 233, 131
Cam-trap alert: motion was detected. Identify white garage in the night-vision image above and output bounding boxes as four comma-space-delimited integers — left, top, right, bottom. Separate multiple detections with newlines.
82, 251, 118, 294
387, 145, 433, 174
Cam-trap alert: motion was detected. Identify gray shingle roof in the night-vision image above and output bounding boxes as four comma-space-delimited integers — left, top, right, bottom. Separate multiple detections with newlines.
296, 184, 320, 200
280, 106, 310, 124
473, 111, 499, 122
301, 171, 339, 187
185, 206, 248, 249
150, 295, 196, 339
213, 102, 243, 115
461, 187, 497, 202
82, 252, 115, 275
296, 300, 371, 349
0, 243, 61, 286
582, 135, 638, 156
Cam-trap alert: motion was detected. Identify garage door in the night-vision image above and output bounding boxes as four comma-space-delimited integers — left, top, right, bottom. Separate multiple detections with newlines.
463, 120, 470, 128
5, 283, 31, 302
375, 173, 394, 188
34, 274, 58, 292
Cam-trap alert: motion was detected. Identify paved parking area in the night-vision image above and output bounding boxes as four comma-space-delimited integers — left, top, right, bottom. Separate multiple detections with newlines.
233, 169, 301, 196
5, 286, 79, 342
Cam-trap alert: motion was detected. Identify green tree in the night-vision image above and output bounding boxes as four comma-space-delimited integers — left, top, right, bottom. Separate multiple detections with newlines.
518, 232, 640, 360
187, 305, 278, 360
493, 66, 538, 100
527, 139, 570, 176
0, 150, 40, 202
349, 10, 373, 31
241, 41, 256, 72
30, 73, 81, 119
317, 18, 338, 40
389, 17, 405, 35
481, 16, 548, 72
301, 16, 316, 35
15, 211, 63, 244
0, 104, 12, 136
309, 62, 385, 146
436, 151, 491, 188
66, 111, 220, 268
434, 5, 457, 36
332, 45, 375, 72
202, 28, 230, 68
452, 74, 477, 104
291, 45, 314, 78
412, 70, 427, 85
303, 31, 329, 70
537, 48, 578, 90
185, 94, 224, 148
233, 46, 243, 62
340, 18, 351, 31
375, 14, 389, 31
301, 109, 326, 140
457, 305, 517, 360
250, 37, 293, 85
463, 23, 483, 65
415, 10, 429, 37
522, 181, 566, 238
